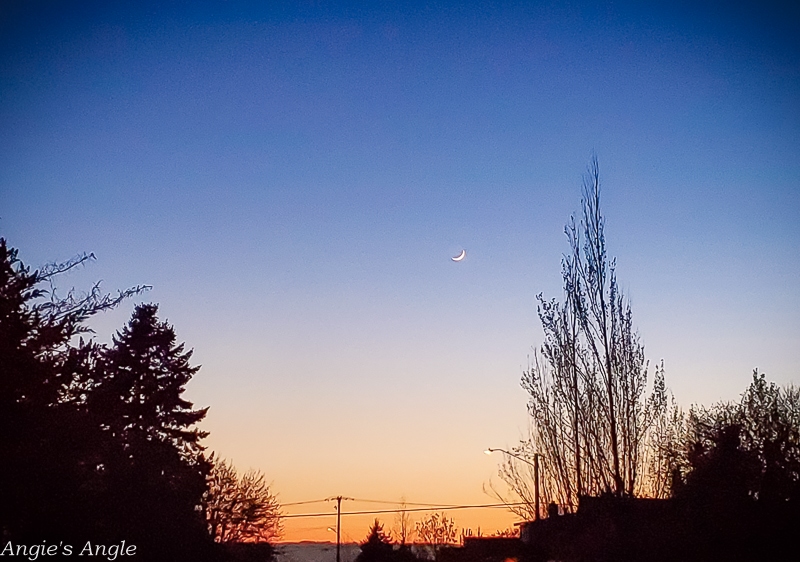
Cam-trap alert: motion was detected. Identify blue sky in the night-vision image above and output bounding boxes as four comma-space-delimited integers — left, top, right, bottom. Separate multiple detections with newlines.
2, 0, 798, 539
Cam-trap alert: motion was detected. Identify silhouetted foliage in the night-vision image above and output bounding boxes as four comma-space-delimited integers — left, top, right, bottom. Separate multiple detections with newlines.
492, 526, 519, 538
92, 303, 208, 448
89, 303, 212, 559
492, 158, 670, 519
356, 519, 395, 562
516, 374, 800, 562
205, 454, 282, 543
0, 239, 145, 541
682, 371, 800, 503
393, 546, 420, 562
415, 513, 457, 561
392, 497, 415, 546
0, 239, 217, 561
667, 372, 800, 561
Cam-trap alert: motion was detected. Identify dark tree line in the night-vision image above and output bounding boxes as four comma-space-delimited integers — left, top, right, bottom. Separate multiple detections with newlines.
485, 157, 800, 561
664, 372, 800, 561
0, 239, 242, 560
516, 374, 800, 562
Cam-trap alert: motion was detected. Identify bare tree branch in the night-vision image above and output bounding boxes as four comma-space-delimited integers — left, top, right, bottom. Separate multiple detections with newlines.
495, 158, 673, 516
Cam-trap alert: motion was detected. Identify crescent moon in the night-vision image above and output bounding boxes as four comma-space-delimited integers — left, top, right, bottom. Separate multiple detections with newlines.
451, 249, 466, 262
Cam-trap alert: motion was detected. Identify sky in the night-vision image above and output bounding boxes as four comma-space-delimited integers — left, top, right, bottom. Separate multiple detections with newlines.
1, 0, 799, 542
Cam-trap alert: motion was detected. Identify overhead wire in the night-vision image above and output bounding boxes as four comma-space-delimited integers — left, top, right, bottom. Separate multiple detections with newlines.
346, 498, 463, 507
281, 501, 530, 519
281, 498, 331, 507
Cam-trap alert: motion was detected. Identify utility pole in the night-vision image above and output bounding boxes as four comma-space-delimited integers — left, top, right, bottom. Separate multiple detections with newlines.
336, 496, 342, 562
328, 495, 353, 562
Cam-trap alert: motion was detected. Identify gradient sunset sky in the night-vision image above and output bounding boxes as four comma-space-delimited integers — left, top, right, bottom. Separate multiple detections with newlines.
2, 0, 798, 542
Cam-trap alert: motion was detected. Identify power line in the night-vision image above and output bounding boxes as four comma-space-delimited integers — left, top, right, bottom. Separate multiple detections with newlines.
281, 502, 530, 519
347, 498, 463, 508
281, 498, 331, 507
283, 497, 522, 510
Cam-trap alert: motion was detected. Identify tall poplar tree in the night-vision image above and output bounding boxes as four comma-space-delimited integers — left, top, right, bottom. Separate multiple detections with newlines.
496, 158, 669, 516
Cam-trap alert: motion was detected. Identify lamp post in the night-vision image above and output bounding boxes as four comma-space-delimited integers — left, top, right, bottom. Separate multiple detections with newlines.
485, 448, 544, 521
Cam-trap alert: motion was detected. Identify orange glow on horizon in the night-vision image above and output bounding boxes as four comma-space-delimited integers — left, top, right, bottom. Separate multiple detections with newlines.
277, 506, 522, 543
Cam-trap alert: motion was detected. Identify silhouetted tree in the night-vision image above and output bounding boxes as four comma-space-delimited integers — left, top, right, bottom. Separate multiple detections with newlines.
415, 513, 457, 561
665, 373, 800, 561
681, 372, 800, 503
494, 158, 669, 518
0, 239, 145, 540
204, 454, 282, 543
92, 303, 208, 448
392, 497, 414, 546
89, 303, 212, 559
725, 371, 800, 503
0, 240, 218, 560
356, 519, 395, 562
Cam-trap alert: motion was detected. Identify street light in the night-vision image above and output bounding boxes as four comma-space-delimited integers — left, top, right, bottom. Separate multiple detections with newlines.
485, 447, 544, 521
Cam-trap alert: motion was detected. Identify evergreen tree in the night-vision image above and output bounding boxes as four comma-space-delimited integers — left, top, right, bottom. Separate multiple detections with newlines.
356, 520, 395, 562
0, 240, 217, 559
92, 303, 208, 450
91, 303, 212, 559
